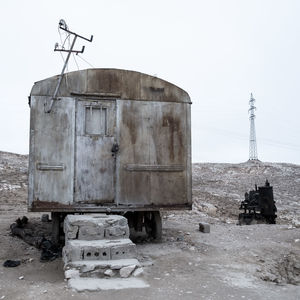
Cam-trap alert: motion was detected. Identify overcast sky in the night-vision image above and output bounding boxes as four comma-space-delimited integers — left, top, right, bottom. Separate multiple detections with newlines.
0, 0, 299, 164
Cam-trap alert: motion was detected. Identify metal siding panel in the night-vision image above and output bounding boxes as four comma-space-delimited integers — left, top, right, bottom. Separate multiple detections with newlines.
117, 100, 188, 206
149, 102, 187, 205
116, 101, 150, 205
31, 96, 75, 205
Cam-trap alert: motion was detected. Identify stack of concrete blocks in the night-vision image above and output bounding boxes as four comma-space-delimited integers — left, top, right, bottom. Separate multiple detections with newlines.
63, 214, 148, 291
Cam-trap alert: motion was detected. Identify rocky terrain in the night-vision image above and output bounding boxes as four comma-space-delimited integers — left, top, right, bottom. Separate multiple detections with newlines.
192, 161, 300, 226
0, 151, 299, 299
0, 151, 28, 213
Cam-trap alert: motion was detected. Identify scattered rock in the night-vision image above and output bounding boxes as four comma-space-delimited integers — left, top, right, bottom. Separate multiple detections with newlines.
104, 269, 116, 277
65, 269, 79, 279
120, 265, 136, 278
176, 236, 184, 241
18, 276, 24, 280
199, 222, 210, 233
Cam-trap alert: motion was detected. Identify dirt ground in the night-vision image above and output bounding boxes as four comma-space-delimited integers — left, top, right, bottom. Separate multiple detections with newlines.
0, 152, 299, 299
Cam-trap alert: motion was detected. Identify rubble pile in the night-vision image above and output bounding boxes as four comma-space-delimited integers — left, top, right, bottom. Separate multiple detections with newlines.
63, 214, 148, 291
259, 251, 300, 285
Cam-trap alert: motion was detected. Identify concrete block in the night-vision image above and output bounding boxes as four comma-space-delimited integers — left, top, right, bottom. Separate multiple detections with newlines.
105, 226, 129, 239
64, 222, 79, 240
199, 222, 210, 233
64, 214, 129, 240
63, 239, 136, 264
111, 243, 137, 260
78, 225, 105, 240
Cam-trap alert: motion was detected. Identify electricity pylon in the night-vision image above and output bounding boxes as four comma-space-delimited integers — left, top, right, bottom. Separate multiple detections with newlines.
249, 93, 258, 161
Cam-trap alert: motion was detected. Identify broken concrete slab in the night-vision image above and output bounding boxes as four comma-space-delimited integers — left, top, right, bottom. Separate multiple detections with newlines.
68, 277, 149, 291
199, 222, 210, 233
133, 267, 144, 277
65, 259, 141, 273
65, 259, 141, 279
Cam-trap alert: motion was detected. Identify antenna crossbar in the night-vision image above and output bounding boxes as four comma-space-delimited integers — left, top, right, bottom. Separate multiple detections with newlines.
44, 19, 93, 113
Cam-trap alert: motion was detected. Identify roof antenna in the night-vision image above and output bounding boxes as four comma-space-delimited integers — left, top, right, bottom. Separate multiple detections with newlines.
45, 19, 93, 113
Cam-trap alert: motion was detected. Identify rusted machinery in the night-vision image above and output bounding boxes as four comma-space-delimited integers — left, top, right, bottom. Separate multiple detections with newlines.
28, 68, 192, 242
238, 180, 277, 225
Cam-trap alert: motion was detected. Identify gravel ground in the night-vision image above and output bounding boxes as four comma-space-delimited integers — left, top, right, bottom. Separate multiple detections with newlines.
0, 152, 299, 299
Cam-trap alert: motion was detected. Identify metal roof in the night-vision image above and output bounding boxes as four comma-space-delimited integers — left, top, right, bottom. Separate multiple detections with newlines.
30, 68, 191, 103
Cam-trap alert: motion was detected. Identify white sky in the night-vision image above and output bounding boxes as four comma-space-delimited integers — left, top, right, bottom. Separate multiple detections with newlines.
0, 0, 299, 164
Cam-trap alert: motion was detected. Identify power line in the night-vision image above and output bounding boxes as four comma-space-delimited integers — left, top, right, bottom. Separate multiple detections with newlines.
77, 54, 94, 68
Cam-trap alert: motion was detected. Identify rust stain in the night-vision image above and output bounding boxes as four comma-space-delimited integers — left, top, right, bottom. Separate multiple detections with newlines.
32, 200, 72, 210
162, 114, 180, 161
123, 103, 138, 145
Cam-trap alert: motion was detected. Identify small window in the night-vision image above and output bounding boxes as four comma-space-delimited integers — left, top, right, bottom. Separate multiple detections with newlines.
85, 106, 107, 135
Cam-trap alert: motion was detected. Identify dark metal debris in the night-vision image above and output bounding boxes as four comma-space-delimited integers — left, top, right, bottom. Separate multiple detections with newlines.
3, 260, 21, 267
238, 180, 277, 225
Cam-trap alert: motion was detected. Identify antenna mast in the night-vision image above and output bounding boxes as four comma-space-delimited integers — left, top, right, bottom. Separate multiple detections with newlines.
45, 19, 93, 113
248, 93, 258, 160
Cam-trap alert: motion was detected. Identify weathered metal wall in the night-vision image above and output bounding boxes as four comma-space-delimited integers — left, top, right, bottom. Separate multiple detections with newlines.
28, 96, 75, 208
116, 100, 188, 206
28, 69, 192, 212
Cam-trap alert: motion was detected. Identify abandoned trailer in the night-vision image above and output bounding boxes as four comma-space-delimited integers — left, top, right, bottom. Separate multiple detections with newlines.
28, 68, 192, 242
